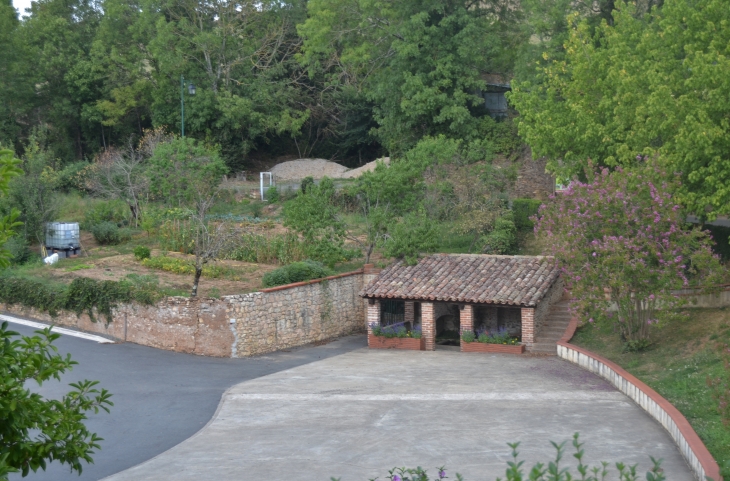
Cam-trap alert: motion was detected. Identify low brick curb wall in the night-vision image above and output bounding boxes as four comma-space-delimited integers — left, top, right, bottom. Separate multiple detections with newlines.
368, 335, 424, 350
557, 318, 721, 481
461, 342, 525, 354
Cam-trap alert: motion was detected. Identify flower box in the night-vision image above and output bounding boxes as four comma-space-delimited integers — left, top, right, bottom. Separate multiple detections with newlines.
368, 334, 424, 351
461, 341, 525, 354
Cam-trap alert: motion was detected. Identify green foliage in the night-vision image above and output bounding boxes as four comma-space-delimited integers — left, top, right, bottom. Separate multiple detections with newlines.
340, 433, 666, 481
300, 176, 314, 194
381, 209, 439, 266
133, 245, 151, 261
141, 256, 245, 280
0, 322, 113, 478
512, 199, 542, 231
3, 236, 33, 265
284, 177, 358, 267
56, 161, 92, 193
226, 232, 306, 265
482, 215, 517, 255
261, 260, 333, 288
264, 186, 280, 203
82, 199, 129, 230
508, 0, 730, 219
90, 221, 132, 245
0, 149, 22, 268
6, 133, 59, 245
461, 330, 476, 343
0, 274, 160, 322
299, 0, 524, 153
146, 137, 228, 207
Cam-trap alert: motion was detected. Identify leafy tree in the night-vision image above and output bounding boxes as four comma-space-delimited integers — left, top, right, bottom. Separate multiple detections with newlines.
381, 207, 439, 266
146, 136, 227, 207
0, 322, 113, 478
298, 0, 524, 153
283, 177, 356, 267
0, 148, 23, 267
535, 163, 725, 350
509, 0, 730, 219
6, 132, 59, 246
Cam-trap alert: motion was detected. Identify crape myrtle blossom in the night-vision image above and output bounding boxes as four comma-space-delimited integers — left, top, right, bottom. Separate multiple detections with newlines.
534, 162, 725, 347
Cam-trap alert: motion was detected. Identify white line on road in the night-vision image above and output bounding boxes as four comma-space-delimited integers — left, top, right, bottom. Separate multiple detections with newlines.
0, 314, 115, 343
228, 392, 627, 402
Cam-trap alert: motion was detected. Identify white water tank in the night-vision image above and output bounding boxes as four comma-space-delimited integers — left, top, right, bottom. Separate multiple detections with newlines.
45, 222, 80, 250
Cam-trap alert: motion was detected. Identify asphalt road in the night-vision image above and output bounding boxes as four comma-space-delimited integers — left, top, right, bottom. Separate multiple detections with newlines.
6, 321, 366, 481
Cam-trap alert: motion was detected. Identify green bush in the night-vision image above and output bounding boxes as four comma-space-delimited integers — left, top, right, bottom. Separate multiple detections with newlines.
264, 186, 279, 203
133, 246, 151, 261
262, 260, 333, 288
0, 274, 161, 322
56, 161, 92, 193
90, 222, 132, 245
3, 236, 33, 265
461, 330, 476, 343
512, 198, 542, 231
482, 215, 517, 255
82, 200, 129, 230
226, 232, 306, 264
300, 176, 314, 193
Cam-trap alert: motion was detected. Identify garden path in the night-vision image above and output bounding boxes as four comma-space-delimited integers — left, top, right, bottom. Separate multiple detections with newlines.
104, 349, 695, 481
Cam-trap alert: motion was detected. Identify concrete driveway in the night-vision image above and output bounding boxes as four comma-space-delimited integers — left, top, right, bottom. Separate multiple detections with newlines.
104, 349, 694, 481
6, 320, 367, 481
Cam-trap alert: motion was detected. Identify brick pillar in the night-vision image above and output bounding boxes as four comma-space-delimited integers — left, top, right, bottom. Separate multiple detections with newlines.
460, 305, 473, 352
422, 302, 435, 351
521, 307, 535, 350
405, 301, 415, 327
367, 300, 380, 348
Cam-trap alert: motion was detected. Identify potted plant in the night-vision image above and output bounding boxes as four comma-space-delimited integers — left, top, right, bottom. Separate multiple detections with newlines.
368, 322, 424, 350
461, 327, 525, 354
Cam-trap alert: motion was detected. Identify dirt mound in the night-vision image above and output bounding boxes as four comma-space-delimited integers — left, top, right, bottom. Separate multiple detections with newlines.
269, 157, 391, 181
270, 159, 349, 181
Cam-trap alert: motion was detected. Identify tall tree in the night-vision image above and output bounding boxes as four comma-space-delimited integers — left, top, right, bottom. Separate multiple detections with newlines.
509, 0, 730, 219
298, 0, 525, 154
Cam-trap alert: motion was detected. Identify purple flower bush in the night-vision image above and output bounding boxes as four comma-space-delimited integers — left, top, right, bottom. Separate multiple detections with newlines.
370, 322, 422, 339
535, 163, 726, 349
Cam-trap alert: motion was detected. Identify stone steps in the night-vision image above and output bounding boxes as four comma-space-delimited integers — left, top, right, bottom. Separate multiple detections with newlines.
529, 300, 573, 356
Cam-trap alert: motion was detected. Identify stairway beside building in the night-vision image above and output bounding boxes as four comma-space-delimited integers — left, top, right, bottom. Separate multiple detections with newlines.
531, 300, 572, 355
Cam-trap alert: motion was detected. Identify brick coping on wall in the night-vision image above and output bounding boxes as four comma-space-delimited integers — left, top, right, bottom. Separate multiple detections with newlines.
259, 269, 365, 293
558, 317, 721, 481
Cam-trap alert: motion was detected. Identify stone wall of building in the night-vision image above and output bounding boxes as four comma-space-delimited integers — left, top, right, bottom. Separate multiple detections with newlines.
512, 148, 555, 200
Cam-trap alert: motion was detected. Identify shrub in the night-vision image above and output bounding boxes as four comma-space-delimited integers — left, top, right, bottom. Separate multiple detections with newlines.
370, 322, 422, 339
512, 198, 542, 231
461, 330, 476, 343
141, 256, 244, 280
3, 236, 33, 265
227, 232, 306, 265
264, 186, 279, 203
482, 215, 517, 255
133, 246, 151, 261
82, 200, 129, 230
90, 222, 132, 245
261, 260, 333, 288
300, 176, 314, 193
56, 161, 93, 193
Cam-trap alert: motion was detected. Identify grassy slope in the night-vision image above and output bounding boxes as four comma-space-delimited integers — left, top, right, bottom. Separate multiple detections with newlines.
571, 308, 730, 474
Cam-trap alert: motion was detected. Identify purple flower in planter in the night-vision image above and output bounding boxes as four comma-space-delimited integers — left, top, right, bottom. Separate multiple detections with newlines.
393, 476, 401, 481
439, 469, 447, 478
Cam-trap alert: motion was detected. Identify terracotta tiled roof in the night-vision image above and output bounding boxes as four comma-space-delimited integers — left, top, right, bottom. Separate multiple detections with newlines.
361, 254, 560, 307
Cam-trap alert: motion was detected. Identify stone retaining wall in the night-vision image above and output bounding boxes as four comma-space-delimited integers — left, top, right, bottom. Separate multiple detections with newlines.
1, 268, 378, 358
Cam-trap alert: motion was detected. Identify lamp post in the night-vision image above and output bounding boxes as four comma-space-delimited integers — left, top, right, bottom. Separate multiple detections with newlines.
180, 75, 196, 137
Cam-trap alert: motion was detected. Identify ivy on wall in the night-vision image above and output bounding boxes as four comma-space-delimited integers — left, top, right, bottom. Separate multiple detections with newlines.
0, 275, 161, 323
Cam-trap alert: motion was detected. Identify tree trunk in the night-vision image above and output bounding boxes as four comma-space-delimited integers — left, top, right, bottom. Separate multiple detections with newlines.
191, 266, 203, 297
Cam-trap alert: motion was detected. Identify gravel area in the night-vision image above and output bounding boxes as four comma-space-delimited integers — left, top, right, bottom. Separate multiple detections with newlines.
269, 158, 390, 181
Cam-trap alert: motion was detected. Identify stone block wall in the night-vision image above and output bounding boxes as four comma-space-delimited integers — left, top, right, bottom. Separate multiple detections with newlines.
226, 272, 368, 357
512, 148, 555, 200
2, 269, 372, 358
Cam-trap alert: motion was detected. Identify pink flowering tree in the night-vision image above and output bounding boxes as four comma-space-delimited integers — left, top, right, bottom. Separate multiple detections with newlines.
535, 164, 725, 350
